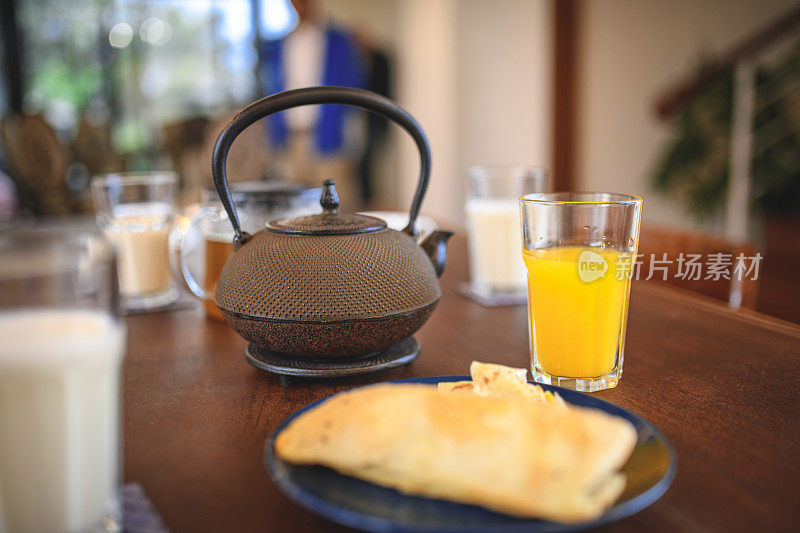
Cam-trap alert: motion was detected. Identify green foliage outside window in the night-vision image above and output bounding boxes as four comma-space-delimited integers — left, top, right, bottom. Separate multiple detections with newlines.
653, 42, 800, 218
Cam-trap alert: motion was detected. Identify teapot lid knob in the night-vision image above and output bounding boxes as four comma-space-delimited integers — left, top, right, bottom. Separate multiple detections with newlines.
320, 179, 339, 214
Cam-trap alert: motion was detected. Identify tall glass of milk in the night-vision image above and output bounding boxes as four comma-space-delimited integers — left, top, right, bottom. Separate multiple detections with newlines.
465, 166, 548, 303
0, 229, 125, 533
91, 172, 178, 312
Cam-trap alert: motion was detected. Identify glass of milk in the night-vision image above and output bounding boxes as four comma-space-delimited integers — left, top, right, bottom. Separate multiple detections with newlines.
0, 228, 126, 532
91, 172, 178, 312
465, 166, 548, 304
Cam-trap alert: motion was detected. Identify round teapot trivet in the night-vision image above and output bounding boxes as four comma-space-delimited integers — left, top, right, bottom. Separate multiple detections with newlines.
245, 337, 420, 378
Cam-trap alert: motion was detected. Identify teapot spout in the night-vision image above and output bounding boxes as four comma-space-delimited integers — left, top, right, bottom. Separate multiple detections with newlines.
420, 230, 454, 278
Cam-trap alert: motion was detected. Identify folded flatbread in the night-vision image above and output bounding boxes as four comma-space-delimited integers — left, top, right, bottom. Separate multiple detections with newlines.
438, 361, 565, 405
275, 383, 637, 522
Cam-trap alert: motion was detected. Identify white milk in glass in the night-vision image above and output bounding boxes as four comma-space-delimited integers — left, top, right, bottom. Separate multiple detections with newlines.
465, 198, 527, 295
0, 310, 125, 533
103, 202, 173, 297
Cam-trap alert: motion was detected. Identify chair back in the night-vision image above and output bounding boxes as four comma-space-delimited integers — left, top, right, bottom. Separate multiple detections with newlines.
638, 226, 761, 310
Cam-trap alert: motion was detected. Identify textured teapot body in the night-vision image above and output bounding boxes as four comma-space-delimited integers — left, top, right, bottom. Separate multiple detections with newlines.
214, 225, 441, 358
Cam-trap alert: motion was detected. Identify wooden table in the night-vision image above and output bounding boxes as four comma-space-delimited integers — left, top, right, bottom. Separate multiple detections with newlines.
123, 238, 800, 532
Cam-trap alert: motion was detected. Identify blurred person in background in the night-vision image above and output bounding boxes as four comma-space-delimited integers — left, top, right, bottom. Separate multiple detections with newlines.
354, 27, 392, 204
258, 0, 365, 203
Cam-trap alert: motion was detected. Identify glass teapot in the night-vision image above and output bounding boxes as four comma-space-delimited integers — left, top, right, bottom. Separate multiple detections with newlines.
169, 181, 321, 320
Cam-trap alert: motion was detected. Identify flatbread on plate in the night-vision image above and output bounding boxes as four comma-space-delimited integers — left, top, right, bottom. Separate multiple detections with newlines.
275, 380, 636, 522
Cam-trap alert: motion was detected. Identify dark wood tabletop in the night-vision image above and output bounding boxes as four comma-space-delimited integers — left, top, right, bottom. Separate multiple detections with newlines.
123, 237, 800, 533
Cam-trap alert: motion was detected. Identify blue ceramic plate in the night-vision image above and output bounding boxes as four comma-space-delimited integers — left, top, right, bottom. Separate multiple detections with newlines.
265, 377, 677, 532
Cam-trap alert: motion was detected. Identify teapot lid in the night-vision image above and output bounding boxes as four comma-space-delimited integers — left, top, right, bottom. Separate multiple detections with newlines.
266, 180, 387, 236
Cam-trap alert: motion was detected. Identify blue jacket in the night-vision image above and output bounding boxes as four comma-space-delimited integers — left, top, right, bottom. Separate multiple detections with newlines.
259, 25, 364, 155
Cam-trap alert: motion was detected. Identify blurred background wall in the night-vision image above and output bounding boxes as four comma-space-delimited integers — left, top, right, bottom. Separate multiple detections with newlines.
395, 0, 553, 227
0, 0, 555, 226
576, 0, 799, 232
2, 0, 797, 228
1, 0, 799, 320
317, 0, 553, 227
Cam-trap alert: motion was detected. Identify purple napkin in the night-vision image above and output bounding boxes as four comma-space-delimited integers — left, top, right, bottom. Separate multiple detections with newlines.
121, 483, 168, 533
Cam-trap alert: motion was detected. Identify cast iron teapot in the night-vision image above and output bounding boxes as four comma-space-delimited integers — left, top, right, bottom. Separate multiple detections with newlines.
212, 86, 452, 359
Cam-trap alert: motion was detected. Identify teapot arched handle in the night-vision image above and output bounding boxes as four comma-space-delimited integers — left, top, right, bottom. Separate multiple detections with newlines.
212, 86, 432, 246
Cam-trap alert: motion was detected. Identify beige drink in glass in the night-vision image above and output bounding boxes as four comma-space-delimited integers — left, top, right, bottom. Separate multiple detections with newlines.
105, 204, 173, 297
0, 230, 125, 533
92, 173, 178, 311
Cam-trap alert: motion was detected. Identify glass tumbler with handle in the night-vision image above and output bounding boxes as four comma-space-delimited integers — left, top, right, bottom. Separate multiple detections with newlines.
169, 182, 321, 320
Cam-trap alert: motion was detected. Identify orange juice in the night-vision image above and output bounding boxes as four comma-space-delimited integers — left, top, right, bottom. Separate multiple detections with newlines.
523, 246, 632, 378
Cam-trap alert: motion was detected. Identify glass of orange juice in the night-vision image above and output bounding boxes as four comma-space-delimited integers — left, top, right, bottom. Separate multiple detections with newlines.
520, 193, 642, 392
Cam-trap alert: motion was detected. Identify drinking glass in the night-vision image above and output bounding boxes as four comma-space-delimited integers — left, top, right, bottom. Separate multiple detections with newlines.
465, 166, 548, 304
91, 172, 178, 311
0, 228, 125, 532
520, 192, 642, 391
169, 181, 321, 320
